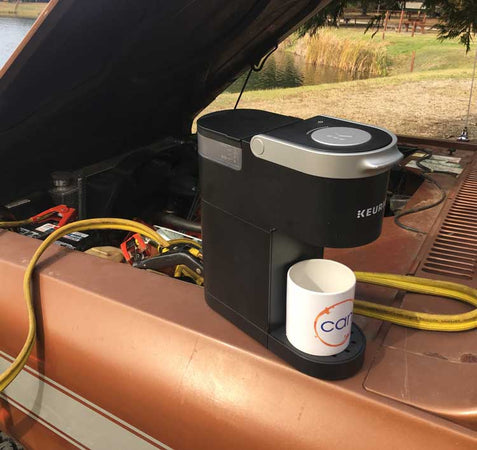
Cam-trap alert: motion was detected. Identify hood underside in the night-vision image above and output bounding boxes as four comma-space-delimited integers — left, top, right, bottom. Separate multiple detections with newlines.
0, 0, 327, 203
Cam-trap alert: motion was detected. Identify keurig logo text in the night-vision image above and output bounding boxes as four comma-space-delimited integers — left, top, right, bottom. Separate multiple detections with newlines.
313, 299, 353, 347
356, 200, 386, 219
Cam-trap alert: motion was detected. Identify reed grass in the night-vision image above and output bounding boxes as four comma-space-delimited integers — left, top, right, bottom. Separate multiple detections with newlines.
300, 29, 388, 76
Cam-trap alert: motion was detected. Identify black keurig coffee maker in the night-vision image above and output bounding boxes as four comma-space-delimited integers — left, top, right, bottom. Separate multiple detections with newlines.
198, 109, 401, 380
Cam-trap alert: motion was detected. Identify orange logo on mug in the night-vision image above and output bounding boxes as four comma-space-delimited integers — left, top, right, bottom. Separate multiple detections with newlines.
313, 299, 353, 347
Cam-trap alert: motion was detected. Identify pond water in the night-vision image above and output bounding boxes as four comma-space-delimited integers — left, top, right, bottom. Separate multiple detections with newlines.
0, 17, 35, 70
1, 18, 368, 91
226, 50, 369, 93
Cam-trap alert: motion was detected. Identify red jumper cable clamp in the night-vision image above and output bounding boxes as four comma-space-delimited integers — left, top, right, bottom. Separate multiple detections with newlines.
121, 233, 158, 264
30, 205, 77, 228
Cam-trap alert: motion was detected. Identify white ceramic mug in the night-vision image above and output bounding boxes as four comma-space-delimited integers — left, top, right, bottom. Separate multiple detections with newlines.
286, 259, 356, 356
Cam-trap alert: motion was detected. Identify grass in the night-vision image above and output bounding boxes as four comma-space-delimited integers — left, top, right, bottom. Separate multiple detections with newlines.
298, 29, 388, 76
0, 2, 47, 19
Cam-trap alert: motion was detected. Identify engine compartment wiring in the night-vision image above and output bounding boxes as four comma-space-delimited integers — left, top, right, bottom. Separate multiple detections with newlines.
394, 148, 455, 234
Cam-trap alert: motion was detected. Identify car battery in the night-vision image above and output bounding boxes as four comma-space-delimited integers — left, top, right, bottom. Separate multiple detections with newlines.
17, 222, 99, 251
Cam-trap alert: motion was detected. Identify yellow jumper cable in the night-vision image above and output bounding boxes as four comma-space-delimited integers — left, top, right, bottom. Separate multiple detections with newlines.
0, 211, 54, 229
166, 238, 202, 249
0, 217, 476, 391
354, 271, 477, 332
0, 218, 169, 391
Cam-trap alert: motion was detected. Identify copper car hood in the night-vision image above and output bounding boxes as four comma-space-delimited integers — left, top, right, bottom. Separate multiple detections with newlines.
0, 0, 327, 204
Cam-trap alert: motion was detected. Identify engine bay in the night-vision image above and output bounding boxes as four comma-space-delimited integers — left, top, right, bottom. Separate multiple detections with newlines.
0, 137, 456, 289
0, 138, 205, 285
0, 130, 462, 296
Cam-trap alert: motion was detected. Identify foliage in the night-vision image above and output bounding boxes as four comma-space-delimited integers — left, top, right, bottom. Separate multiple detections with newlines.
423, 0, 477, 52
298, 1, 347, 35
301, 0, 477, 52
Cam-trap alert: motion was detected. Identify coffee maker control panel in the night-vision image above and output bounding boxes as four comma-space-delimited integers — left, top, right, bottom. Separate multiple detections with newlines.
250, 115, 401, 180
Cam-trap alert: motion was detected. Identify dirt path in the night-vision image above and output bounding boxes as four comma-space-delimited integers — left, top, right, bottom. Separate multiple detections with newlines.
198, 73, 476, 140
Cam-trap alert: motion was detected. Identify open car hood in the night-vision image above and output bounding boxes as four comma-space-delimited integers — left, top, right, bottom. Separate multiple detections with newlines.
0, 0, 327, 203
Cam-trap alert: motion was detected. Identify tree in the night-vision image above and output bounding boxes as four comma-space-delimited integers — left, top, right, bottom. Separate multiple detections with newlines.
423, 0, 477, 51
301, 0, 477, 52
298, 1, 347, 35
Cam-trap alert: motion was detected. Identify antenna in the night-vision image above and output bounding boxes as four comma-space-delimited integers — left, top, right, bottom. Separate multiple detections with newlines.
458, 44, 477, 142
